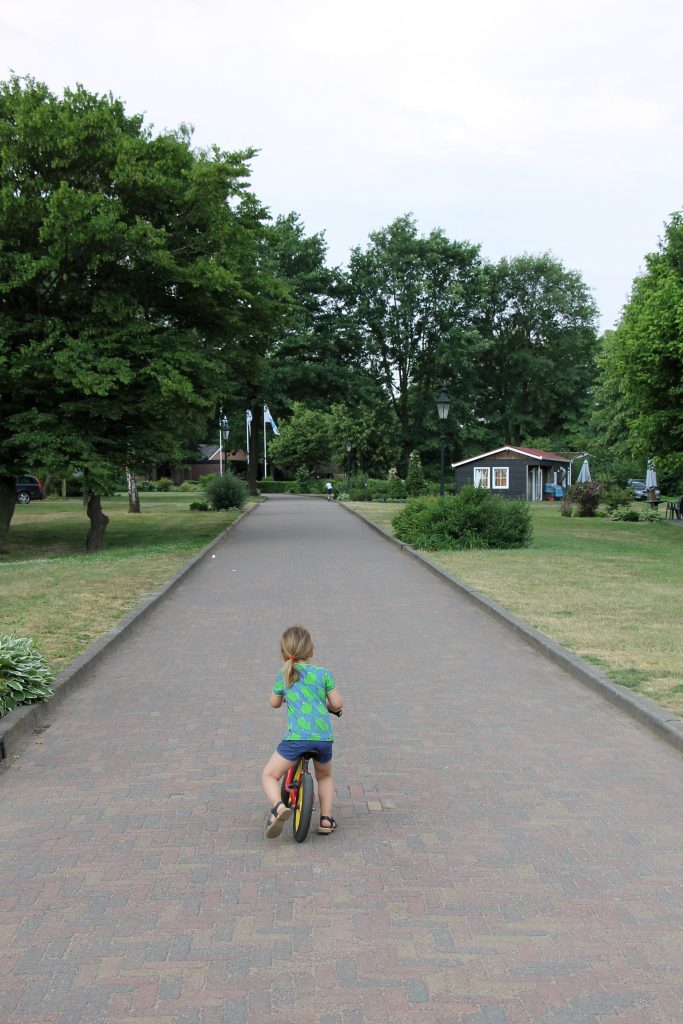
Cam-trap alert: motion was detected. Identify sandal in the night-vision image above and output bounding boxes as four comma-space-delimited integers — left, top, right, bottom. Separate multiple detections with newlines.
318, 816, 337, 835
265, 801, 292, 838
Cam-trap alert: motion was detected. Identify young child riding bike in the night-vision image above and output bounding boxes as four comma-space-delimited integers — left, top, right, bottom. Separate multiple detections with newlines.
261, 625, 343, 838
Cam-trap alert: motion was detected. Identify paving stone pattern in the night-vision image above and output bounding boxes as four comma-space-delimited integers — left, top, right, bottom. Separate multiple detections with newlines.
2, 495, 683, 1023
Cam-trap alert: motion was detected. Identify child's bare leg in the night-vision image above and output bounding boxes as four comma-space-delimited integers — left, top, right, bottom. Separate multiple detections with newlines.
262, 752, 294, 811
313, 760, 334, 819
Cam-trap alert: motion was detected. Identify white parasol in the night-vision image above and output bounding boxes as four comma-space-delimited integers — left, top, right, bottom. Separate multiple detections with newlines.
577, 458, 591, 483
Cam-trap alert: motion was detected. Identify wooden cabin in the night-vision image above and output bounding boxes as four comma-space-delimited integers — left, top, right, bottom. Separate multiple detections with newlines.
452, 446, 573, 501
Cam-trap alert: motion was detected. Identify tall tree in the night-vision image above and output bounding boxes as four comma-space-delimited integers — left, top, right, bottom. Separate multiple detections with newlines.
267, 402, 333, 475
261, 213, 378, 414
344, 215, 486, 471
0, 76, 277, 549
597, 213, 683, 475
479, 254, 599, 448
328, 402, 401, 477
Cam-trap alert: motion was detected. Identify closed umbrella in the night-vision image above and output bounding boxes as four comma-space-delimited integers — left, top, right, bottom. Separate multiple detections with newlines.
645, 458, 658, 504
577, 458, 591, 483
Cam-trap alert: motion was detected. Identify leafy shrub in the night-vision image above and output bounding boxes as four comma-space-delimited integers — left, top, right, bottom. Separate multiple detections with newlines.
155, 477, 173, 492
405, 451, 428, 497
0, 635, 54, 718
179, 481, 196, 492
347, 473, 370, 501
137, 480, 156, 492
369, 480, 389, 502
387, 468, 406, 500
284, 482, 301, 494
393, 485, 533, 551
295, 467, 314, 493
609, 505, 639, 521
601, 484, 634, 512
204, 471, 248, 510
560, 493, 574, 517
189, 501, 210, 511
639, 507, 663, 522
569, 481, 604, 517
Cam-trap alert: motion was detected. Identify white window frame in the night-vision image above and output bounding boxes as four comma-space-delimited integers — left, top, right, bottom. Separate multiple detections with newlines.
491, 466, 509, 490
473, 466, 490, 489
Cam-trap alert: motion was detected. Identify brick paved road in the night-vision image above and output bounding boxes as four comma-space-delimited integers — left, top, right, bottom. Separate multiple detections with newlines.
2, 495, 683, 1024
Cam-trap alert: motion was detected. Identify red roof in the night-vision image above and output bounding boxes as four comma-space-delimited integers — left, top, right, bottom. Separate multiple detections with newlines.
452, 445, 570, 468
514, 446, 570, 461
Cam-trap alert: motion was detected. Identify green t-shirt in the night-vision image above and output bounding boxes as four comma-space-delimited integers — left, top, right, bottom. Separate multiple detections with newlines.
273, 663, 336, 741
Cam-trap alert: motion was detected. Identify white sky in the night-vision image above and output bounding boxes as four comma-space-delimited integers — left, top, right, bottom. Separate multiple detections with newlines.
3, 0, 683, 331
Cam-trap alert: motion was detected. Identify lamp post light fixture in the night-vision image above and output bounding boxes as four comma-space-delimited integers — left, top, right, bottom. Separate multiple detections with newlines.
346, 440, 352, 478
436, 386, 451, 497
219, 412, 229, 476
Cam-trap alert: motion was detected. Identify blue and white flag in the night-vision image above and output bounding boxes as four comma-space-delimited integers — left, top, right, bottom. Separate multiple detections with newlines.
263, 404, 279, 435
246, 409, 252, 463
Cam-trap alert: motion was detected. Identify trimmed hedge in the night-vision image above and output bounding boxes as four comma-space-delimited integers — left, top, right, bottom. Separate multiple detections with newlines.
257, 479, 295, 494
393, 485, 533, 551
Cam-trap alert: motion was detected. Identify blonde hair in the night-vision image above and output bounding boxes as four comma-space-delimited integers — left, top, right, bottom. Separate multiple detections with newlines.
280, 625, 314, 687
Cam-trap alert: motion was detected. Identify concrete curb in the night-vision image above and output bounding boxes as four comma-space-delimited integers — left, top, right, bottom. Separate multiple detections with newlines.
0, 501, 260, 765
342, 503, 683, 755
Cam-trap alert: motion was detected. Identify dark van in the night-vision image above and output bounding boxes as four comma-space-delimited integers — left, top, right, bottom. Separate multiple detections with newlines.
15, 474, 43, 504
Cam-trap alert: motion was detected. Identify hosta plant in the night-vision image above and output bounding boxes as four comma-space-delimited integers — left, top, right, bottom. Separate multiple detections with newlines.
0, 635, 54, 718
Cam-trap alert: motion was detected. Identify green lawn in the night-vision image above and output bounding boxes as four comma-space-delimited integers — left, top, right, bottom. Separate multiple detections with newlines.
1, 493, 248, 669
346, 501, 683, 717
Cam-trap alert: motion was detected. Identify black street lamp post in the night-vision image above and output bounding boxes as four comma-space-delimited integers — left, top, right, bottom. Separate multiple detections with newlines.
219, 413, 229, 476
436, 387, 451, 497
346, 441, 352, 479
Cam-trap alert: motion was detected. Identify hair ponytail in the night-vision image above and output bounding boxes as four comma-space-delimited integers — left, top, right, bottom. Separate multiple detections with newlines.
280, 625, 314, 687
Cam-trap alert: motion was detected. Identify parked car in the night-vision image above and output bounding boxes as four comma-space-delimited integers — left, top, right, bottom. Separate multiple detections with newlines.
15, 474, 43, 504
627, 478, 661, 501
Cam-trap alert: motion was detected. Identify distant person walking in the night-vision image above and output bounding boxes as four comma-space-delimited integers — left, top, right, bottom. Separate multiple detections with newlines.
325, 479, 334, 501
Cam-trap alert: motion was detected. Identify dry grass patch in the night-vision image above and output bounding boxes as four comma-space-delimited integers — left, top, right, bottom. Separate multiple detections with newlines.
346, 501, 683, 716
1, 494, 247, 670
1, 551, 204, 667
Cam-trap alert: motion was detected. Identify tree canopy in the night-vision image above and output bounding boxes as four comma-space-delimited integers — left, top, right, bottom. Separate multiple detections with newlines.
344, 214, 486, 469
479, 253, 600, 447
596, 213, 683, 475
0, 75, 281, 546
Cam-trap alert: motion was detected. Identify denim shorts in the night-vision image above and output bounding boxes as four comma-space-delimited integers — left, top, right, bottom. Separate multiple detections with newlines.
277, 739, 333, 764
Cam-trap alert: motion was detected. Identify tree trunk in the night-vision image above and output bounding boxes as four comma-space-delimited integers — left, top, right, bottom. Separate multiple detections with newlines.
0, 476, 16, 553
126, 467, 141, 513
85, 492, 110, 551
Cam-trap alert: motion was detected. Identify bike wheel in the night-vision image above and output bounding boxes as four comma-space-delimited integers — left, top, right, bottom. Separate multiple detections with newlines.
293, 771, 314, 843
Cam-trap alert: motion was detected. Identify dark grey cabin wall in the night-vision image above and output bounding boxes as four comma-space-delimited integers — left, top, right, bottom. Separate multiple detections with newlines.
454, 458, 528, 498
453, 456, 571, 498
